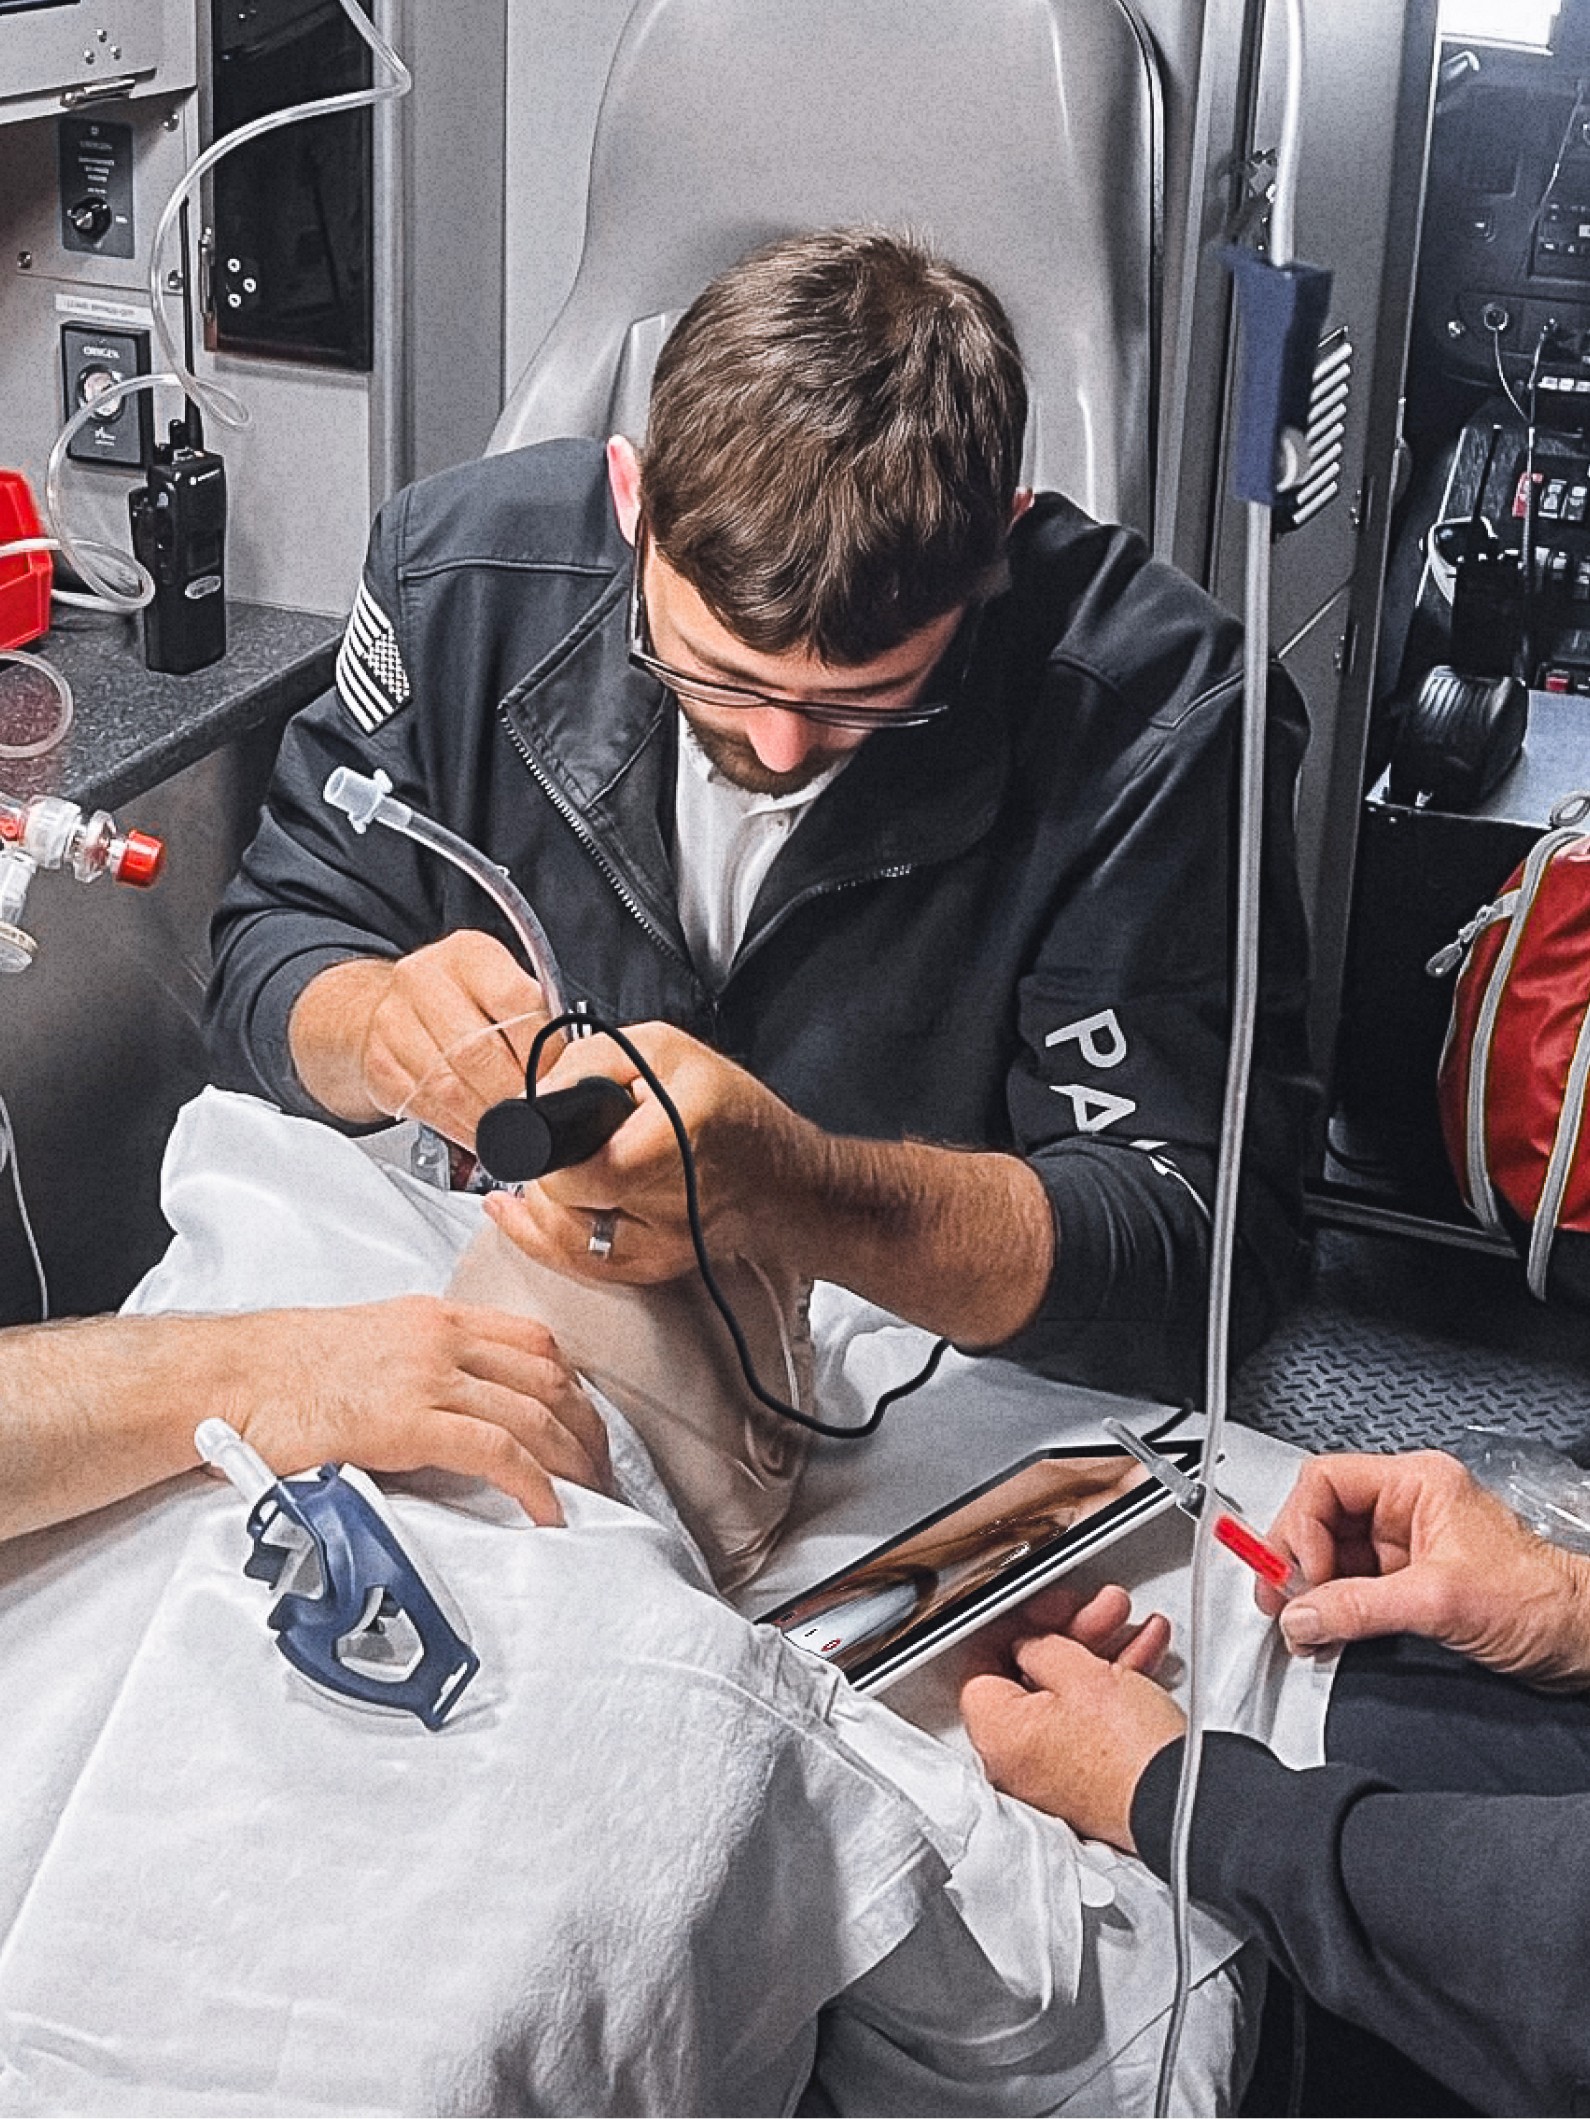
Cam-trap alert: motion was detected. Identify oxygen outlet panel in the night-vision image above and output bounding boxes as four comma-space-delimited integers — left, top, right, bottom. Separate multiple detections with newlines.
59, 321, 152, 468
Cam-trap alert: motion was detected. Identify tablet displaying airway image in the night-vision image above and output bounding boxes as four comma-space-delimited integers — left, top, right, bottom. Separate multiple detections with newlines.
762, 1442, 1198, 1693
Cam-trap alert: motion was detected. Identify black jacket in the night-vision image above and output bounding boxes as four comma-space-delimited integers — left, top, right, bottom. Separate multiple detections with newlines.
207, 439, 1317, 1397
1134, 1733, 1590, 2116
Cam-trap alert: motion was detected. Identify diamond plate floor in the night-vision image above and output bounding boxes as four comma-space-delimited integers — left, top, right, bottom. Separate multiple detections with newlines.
1231, 1228, 1590, 1460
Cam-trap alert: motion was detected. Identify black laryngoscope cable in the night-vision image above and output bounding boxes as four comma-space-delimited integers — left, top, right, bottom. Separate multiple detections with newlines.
505, 1008, 951, 1440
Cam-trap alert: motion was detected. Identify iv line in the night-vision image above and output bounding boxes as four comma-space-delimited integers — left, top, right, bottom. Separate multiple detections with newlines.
1155, 0, 1304, 2108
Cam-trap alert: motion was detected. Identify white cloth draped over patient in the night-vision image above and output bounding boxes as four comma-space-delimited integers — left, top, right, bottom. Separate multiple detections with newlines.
448, 1225, 813, 1591
0, 1091, 1336, 2115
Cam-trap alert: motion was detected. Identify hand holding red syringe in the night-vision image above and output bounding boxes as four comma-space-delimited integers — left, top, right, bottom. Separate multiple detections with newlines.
1102, 1416, 1309, 1599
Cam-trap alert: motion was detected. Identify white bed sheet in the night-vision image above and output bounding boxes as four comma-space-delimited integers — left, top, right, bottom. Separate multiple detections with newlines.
0, 1092, 1335, 2114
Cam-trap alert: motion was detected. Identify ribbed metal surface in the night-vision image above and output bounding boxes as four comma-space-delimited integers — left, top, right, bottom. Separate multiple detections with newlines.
1232, 1229, 1590, 1458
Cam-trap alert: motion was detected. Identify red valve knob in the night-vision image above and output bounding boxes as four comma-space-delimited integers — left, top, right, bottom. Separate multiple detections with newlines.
112, 829, 165, 888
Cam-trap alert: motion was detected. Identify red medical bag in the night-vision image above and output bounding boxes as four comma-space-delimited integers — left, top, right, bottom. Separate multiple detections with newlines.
1434, 790, 1590, 1304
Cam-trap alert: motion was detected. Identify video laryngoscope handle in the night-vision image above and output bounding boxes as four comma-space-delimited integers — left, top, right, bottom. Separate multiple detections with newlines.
475, 1075, 636, 1185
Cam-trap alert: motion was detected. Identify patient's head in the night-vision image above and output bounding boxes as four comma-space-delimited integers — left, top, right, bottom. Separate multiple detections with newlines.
639, 228, 1029, 665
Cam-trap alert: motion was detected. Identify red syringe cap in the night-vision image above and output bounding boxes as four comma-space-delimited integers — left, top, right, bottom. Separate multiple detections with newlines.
112, 828, 165, 888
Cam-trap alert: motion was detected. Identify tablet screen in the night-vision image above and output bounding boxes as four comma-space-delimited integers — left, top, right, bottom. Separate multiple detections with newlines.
761, 1443, 1197, 1691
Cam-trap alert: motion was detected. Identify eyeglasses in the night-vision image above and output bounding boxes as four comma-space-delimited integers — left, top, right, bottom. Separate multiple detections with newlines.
626, 522, 971, 732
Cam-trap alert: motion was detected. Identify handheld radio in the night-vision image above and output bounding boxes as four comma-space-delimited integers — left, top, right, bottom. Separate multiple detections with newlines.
128, 413, 227, 675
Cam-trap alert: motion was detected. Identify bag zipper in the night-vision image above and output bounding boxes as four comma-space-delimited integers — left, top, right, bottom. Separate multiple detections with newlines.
1425, 894, 1519, 979
1527, 968, 1590, 1299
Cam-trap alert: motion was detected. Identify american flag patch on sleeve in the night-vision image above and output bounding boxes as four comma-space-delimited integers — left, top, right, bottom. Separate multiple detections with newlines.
335, 578, 412, 732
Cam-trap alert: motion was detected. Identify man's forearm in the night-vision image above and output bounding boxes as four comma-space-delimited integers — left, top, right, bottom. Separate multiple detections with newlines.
764, 1127, 1055, 1348
287, 956, 395, 1123
0, 1312, 262, 1542
1131, 1732, 1590, 2116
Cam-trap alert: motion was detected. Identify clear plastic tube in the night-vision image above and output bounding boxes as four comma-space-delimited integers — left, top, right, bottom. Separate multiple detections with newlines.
322, 767, 569, 1017
44, 376, 171, 611
146, 0, 412, 433
393, 1009, 550, 1126
0, 0, 411, 624
195, 1416, 277, 1507
0, 374, 168, 616
0, 378, 164, 625
0, 384, 163, 616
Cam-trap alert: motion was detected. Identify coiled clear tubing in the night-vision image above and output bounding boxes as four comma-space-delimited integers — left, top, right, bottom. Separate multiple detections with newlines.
143, 0, 411, 437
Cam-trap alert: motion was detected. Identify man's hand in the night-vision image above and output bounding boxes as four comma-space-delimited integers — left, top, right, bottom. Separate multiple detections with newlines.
482, 1021, 802, 1286
960, 1583, 1185, 1851
1261, 1450, 1590, 1692
289, 932, 548, 1144
223, 1296, 613, 1527
0, 1297, 614, 1544
482, 1017, 1054, 1345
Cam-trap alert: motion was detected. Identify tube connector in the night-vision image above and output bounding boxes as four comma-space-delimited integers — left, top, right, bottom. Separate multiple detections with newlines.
0, 789, 165, 969
324, 764, 405, 836
195, 1416, 278, 1508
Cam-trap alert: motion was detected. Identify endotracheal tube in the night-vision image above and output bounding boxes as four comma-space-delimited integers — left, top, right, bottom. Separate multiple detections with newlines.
322, 768, 569, 1020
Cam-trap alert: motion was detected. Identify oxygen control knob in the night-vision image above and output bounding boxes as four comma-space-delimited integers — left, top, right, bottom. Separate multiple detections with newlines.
67, 197, 113, 243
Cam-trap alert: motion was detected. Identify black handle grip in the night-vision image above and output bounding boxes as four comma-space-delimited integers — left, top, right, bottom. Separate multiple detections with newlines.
475, 1075, 636, 1185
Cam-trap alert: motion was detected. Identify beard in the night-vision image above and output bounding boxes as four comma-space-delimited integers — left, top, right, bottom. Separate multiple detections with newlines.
678, 705, 850, 796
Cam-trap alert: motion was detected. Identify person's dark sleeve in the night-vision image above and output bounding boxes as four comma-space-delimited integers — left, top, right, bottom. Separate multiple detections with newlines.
205, 490, 449, 1121
1132, 1731, 1590, 2116
993, 664, 1318, 1401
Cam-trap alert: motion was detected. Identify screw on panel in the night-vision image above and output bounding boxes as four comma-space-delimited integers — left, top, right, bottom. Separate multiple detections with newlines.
163, 111, 180, 131
15, 252, 32, 271
165, 269, 184, 292
82, 48, 95, 62
96, 25, 108, 39
1447, 318, 1466, 340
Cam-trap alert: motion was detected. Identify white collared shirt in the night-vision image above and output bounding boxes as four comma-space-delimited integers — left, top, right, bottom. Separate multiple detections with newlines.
672, 717, 851, 986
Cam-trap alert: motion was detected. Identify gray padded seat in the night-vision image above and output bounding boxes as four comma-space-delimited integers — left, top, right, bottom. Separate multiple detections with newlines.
489, 0, 1163, 535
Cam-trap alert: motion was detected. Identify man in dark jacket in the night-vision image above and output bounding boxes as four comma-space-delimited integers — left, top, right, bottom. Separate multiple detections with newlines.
208, 229, 1315, 1433
961, 1448, 1590, 2116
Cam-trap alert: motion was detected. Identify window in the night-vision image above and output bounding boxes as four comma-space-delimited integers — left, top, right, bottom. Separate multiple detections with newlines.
1439, 0, 1561, 49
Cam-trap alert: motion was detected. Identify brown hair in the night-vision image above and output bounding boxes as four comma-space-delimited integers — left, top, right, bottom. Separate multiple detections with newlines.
641, 229, 1027, 664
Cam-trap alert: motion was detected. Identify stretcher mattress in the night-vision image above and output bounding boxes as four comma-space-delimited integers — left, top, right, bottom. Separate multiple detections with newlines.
0, 1092, 1335, 2114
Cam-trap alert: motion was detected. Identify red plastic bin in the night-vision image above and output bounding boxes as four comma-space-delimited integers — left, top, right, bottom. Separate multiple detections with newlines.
0, 471, 53, 651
